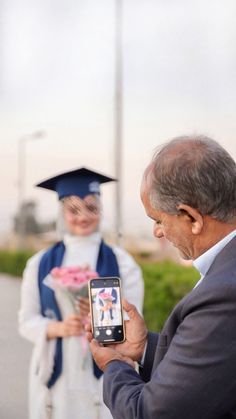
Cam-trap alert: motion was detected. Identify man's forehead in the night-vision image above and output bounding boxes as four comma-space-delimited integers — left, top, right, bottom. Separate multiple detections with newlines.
140, 166, 153, 196
140, 181, 153, 209
143, 164, 154, 182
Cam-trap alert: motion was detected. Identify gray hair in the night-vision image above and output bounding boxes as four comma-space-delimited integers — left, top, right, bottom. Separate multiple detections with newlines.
148, 134, 236, 222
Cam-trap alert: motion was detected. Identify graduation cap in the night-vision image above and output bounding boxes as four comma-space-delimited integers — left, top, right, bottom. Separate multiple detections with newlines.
36, 167, 116, 199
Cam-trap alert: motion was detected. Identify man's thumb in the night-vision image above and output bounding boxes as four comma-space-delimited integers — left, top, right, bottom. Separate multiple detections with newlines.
122, 299, 138, 319
90, 338, 103, 352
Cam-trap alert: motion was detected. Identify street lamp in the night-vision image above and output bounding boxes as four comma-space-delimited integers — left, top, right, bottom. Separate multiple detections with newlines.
17, 130, 45, 248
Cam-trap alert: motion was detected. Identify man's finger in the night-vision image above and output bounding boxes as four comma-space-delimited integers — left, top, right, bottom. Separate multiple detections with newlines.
90, 338, 103, 353
122, 299, 139, 319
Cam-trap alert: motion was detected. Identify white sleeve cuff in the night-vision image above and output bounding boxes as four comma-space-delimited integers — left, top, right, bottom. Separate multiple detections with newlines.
139, 341, 148, 367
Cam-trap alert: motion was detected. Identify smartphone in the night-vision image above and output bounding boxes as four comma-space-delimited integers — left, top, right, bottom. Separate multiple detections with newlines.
88, 276, 125, 344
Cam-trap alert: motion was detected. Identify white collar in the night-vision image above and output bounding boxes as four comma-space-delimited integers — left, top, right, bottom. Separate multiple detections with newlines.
193, 229, 236, 278
63, 231, 102, 246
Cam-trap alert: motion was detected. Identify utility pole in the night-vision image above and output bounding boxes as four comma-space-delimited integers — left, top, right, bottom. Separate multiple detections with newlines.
115, 0, 123, 245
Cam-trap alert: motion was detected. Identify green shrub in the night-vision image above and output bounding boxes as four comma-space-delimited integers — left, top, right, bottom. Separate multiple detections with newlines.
141, 260, 199, 331
0, 250, 33, 277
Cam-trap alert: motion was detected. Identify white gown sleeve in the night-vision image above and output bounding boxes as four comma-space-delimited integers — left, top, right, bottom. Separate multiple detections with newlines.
18, 250, 56, 384
112, 246, 144, 314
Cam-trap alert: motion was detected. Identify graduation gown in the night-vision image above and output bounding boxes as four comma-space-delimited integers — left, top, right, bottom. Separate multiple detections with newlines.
19, 232, 144, 419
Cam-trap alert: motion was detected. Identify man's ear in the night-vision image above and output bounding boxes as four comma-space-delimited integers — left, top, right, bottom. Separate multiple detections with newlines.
177, 204, 204, 234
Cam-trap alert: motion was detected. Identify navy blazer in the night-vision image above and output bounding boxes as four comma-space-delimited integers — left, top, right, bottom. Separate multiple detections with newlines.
103, 236, 236, 419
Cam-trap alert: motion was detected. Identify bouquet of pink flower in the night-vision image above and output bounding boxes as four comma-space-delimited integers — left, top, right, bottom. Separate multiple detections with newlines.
43, 266, 99, 379
44, 266, 98, 310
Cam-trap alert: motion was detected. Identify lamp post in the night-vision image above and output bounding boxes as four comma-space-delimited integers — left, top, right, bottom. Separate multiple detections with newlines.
115, 0, 123, 245
17, 130, 45, 249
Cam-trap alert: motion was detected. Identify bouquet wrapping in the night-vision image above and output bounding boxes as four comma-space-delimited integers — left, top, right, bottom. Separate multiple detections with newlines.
44, 266, 98, 389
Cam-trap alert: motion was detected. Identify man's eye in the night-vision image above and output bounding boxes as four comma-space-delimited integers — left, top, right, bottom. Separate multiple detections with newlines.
155, 220, 161, 225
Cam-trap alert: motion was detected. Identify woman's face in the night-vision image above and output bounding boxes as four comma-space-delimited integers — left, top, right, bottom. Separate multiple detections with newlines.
62, 195, 101, 236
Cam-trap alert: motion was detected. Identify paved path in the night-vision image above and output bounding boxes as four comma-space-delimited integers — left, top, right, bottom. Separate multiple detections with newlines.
0, 273, 32, 419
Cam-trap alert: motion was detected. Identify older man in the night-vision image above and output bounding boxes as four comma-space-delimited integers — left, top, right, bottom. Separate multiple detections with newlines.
87, 135, 236, 419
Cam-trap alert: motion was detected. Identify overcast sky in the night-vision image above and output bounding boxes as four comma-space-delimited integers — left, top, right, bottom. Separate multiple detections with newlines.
1, 0, 236, 237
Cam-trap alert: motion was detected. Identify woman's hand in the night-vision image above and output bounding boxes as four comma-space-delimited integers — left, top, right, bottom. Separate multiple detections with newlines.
47, 314, 84, 339
75, 297, 90, 318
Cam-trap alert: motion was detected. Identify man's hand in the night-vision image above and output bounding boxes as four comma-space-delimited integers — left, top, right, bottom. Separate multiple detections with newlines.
113, 299, 148, 361
86, 299, 148, 363
89, 339, 135, 371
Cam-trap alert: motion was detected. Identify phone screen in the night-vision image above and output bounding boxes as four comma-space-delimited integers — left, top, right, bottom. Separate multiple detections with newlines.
89, 277, 125, 344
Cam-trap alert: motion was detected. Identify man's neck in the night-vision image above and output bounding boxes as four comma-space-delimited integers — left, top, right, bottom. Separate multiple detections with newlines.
193, 216, 236, 259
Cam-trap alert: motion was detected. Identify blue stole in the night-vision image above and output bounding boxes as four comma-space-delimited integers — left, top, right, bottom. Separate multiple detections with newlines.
38, 239, 120, 388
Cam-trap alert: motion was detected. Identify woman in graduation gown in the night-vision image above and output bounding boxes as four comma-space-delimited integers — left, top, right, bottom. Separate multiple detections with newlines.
18, 167, 144, 419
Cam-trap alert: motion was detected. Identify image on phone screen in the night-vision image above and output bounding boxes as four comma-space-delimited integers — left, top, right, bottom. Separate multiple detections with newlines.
89, 277, 125, 343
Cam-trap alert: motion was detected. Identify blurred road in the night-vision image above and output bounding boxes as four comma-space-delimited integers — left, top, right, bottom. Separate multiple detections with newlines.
0, 273, 31, 419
